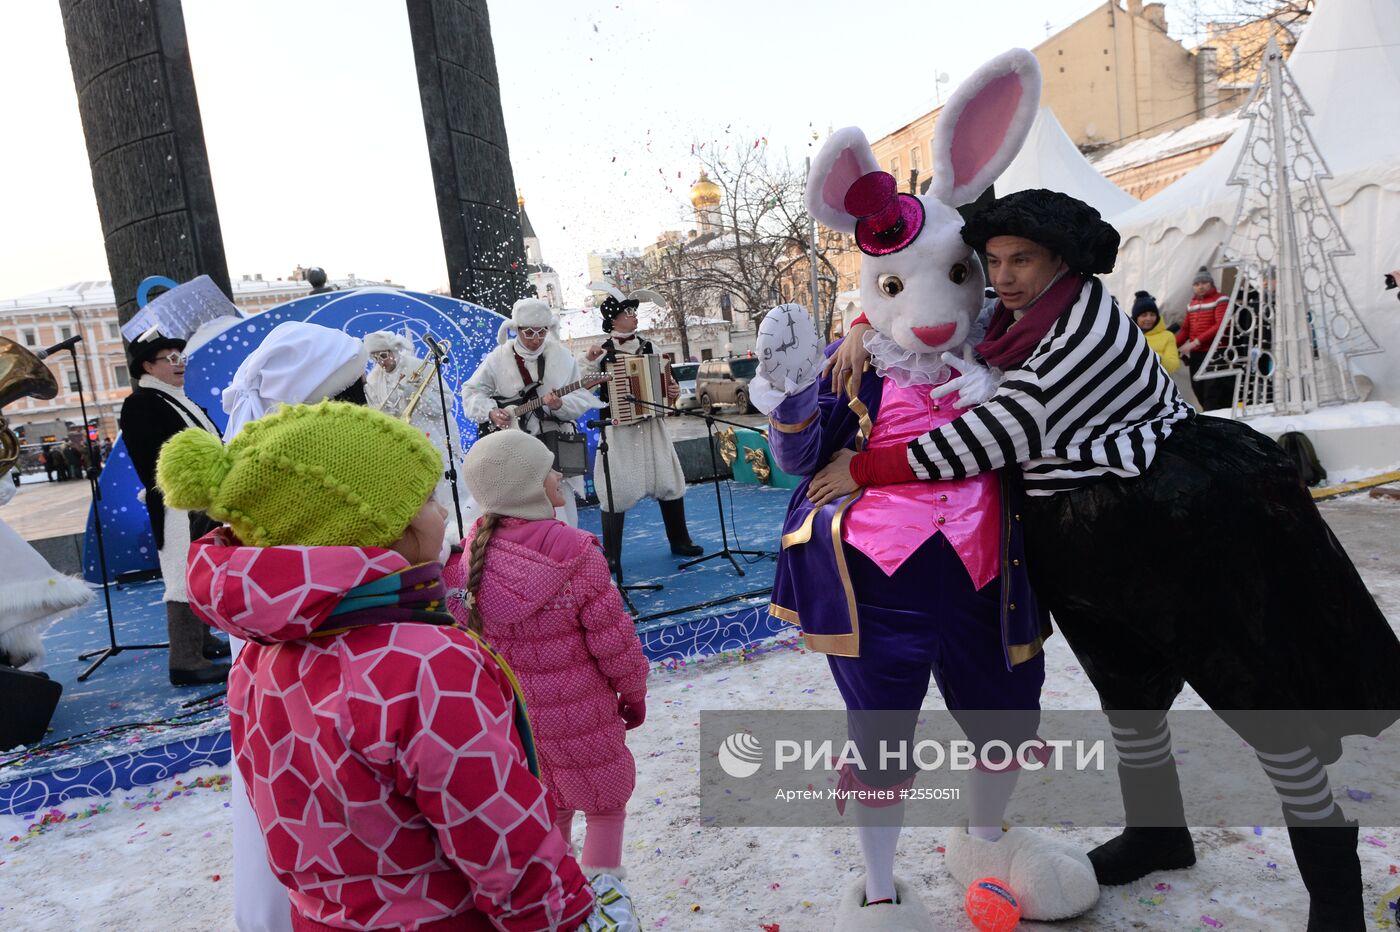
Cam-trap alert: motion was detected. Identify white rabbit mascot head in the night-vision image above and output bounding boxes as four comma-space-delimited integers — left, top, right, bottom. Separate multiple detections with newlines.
807, 49, 1041, 356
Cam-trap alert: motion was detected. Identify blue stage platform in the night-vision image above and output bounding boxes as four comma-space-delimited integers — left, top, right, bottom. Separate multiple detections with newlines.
0, 483, 794, 816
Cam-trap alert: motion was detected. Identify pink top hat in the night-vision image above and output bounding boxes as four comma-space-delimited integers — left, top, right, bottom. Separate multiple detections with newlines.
845, 171, 925, 256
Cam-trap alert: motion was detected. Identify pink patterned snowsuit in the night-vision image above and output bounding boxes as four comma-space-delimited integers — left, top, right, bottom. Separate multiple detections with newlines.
186, 529, 594, 932
445, 518, 649, 869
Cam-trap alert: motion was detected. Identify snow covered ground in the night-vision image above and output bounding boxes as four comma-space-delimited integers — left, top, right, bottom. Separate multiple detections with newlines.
4, 494, 1400, 931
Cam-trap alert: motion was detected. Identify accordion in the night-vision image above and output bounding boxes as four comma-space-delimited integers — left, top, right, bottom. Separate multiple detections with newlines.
607, 354, 665, 427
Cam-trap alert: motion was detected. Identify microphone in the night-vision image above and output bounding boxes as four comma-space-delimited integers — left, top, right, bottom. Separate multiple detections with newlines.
423, 331, 449, 361
36, 335, 82, 360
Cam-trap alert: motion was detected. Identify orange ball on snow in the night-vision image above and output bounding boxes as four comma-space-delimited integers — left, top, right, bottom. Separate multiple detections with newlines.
964, 876, 1021, 932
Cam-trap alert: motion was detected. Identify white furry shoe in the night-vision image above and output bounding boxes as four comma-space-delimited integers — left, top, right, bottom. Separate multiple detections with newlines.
833, 876, 933, 931
944, 828, 1099, 921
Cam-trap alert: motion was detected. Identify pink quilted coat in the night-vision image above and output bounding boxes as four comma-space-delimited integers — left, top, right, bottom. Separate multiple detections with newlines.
186, 529, 593, 932
444, 518, 649, 814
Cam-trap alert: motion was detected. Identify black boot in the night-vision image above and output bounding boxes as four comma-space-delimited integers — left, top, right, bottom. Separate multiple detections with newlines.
1089, 762, 1197, 885
659, 497, 702, 557
1288, 821, 1364, 931
202, 627, 231, 660
600, 510, 626, 575
167, 602, 230, 687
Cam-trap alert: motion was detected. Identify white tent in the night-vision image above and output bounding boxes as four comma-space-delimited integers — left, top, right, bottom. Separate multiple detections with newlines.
998, 107, 1140, 219
1104, 0, 1400, 402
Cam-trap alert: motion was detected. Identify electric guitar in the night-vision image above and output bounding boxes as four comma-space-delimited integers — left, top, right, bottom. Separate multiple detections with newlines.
477, 374, 607, 435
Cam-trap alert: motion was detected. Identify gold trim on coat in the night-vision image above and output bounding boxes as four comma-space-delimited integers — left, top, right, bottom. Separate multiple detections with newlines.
830, 490, 864, 653
769, 602, 801, 625
769, 410, 819, 433
844, 364, 872, 451
781, 508, 818, 548
800, 629, 860, 657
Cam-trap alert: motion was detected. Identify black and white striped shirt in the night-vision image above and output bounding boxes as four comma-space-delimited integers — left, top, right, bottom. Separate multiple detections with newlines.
906, 277, 1193, 496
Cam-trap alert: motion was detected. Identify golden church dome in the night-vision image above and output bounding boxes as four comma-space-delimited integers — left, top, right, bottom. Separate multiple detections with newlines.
689, 170, 721, 209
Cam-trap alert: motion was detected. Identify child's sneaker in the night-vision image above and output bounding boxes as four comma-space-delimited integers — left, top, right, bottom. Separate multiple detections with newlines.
583, 872, 639, 932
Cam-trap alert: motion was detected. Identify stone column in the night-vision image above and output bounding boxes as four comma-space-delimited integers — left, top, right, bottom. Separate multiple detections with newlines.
60, 0, 232, 325
406, 0, 526, 314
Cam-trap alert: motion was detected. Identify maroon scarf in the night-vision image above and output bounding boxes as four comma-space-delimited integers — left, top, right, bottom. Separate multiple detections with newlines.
976, 272, 1086, 369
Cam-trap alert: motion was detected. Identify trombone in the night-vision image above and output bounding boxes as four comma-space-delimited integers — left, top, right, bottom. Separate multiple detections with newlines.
379, 332, 451, 422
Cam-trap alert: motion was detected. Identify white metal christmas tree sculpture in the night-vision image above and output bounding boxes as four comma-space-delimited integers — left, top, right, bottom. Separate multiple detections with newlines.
1199, 36, 1380, 416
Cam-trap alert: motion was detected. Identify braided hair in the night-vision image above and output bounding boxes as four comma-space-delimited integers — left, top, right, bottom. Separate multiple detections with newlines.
463, 513, 501, 634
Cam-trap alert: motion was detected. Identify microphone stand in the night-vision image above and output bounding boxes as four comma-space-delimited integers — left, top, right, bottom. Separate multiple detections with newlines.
423, 333, 464, 539
586, 417, 662, 615
624, 395, 774, 577
69, 342, 168, 681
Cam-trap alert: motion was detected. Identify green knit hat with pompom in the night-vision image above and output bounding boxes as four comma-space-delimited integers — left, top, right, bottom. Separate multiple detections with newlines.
155, 400, 441, 549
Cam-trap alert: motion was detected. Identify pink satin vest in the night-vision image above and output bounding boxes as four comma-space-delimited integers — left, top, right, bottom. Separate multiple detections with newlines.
842, 378, 1001, 588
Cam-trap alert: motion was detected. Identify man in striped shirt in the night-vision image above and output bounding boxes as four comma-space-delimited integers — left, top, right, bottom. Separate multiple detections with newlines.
809, 188, 1400, 932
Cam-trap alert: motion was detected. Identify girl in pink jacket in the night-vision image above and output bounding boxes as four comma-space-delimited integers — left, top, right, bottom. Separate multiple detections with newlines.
447, 430, 650, 881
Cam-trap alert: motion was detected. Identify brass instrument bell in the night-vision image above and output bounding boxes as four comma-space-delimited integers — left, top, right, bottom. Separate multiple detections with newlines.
0, 336, 60, 479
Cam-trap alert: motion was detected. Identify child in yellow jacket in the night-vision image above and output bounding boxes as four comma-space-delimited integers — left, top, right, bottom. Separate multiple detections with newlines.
1133, 291, 1200, 410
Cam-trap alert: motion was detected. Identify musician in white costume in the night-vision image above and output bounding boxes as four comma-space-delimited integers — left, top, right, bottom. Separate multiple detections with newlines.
460, 298, 601, 527
364, 329, 467, 513
582, 293, 702, 571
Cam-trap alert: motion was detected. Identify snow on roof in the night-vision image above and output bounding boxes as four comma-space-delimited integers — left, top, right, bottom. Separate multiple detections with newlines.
1088, 112, 1243, 177
998, 107, 1139, 217
556, 303, 726, 341
0, 276, 392, 314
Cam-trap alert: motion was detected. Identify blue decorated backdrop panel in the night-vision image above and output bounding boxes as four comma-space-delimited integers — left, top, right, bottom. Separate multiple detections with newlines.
84, 289, 508, 582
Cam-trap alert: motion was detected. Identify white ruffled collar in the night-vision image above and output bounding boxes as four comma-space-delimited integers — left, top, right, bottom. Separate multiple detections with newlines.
862, 329, 952, 389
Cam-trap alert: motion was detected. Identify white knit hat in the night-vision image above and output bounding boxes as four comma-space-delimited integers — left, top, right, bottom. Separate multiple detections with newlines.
463, 430, 557, 520
511, 298, 553, 329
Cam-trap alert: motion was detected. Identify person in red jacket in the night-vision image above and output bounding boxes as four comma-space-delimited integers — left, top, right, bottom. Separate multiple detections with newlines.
1177, 267, 1232, 410
445, 430, 649, 882
156, 401, 613, 932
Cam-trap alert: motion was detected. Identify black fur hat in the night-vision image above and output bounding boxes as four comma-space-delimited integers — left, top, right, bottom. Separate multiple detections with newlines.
600, 295, 641, 333
961, 189, 1121, 275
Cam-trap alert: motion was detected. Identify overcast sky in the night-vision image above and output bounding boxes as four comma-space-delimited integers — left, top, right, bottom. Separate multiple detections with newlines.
0, 0, 1213, 304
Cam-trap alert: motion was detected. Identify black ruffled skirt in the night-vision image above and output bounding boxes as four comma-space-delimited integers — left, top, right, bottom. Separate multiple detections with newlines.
1022, 415, 1400, 763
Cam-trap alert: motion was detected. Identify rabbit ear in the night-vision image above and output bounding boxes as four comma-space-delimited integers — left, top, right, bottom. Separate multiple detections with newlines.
629, 288, 667, 309
929, 48, 1041, 208
806, 127, 881, 233
586, 280, 626, 302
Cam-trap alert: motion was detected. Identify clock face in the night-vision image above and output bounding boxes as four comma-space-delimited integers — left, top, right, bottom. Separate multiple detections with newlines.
758, 304, 823, 387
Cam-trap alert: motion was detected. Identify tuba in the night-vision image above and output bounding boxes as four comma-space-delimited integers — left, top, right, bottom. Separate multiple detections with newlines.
0, 336, 59, 480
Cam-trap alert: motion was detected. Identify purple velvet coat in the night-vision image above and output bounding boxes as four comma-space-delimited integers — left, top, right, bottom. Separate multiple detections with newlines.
766, 342, 1049, 664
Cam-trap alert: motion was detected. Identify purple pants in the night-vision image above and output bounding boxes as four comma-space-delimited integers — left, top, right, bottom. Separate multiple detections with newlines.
827, 534, 1044, 787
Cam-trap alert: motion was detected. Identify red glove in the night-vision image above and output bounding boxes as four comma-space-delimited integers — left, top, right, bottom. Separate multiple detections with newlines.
619, 697, 646, 730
